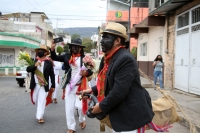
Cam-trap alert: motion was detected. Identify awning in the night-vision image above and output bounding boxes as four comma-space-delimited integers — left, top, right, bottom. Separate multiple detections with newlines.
149, 0, 192, 16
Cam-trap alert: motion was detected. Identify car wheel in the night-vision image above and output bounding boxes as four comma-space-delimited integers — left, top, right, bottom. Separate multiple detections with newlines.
19, 82, 24, 87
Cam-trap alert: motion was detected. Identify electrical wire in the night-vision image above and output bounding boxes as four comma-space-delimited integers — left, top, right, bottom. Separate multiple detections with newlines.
33, 0, 45, 12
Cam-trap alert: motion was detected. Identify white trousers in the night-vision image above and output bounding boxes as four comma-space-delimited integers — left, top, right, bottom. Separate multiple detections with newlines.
53, 75, 59, 99
112, 129, 138, 133
32, 84, 48, 120
65, 84, 85, 131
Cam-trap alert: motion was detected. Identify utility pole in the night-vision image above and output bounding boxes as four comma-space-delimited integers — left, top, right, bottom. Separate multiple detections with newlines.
56, 18, 58, 34
128, 0, 133, 51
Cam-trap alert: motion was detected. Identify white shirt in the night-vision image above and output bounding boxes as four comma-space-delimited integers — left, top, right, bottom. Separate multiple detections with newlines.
70, 57, 81, 83
53, 61, 62, 75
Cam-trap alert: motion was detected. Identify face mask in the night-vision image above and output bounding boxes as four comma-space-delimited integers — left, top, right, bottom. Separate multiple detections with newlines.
100, 34, 115, 53
71, 46, 80, 54
37, 51, 45, 58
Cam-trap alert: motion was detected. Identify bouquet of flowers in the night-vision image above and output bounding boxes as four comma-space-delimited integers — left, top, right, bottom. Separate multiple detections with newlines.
68, 54, 95, 93
18, 51, 34, 66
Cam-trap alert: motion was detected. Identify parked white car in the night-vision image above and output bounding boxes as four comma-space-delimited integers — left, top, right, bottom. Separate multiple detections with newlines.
16, 66, 27, 87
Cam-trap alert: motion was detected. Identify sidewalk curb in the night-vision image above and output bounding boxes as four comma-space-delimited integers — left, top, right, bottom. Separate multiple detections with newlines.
0, 76, 16, 77
179, 116, 200, 133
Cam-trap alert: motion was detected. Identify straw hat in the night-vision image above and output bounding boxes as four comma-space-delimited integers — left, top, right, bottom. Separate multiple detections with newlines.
35, 45, 50, 55
68, 38, 86, 48
100, 22, 128, 40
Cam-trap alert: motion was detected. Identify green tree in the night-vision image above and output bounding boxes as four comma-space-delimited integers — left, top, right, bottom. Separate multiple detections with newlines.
131, 47, 137, 59
56, 46, 64, 55
82, 37, 93, 53
63, 44, 69, 53
71, 34, 81, 41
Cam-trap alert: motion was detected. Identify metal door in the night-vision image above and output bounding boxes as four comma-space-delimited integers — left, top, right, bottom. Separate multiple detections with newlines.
175, 33, 190, 92
189, 29, 200, 95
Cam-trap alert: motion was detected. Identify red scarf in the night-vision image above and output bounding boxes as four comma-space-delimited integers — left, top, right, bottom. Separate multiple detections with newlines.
69, 54, 81, 66
76, 77, 88, 114
97, 46, 125, 102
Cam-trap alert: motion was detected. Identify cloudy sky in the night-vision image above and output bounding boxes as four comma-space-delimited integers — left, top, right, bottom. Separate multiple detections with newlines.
0, 0, 107, 28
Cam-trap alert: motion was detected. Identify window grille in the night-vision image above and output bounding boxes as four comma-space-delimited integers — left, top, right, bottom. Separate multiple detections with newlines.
140, 43, 147, 56
177, 28, 189, 35
192, 6, 200, 24
178, 12, 189, 28
192, 24, 200, 32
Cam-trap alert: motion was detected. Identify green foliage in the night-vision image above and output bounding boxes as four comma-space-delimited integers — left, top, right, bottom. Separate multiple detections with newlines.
71, 34, 81, 41
82, 37, 93, 53
18, 51, 34, 66
56, 46, 64, 55
131, 47, 137, 59
64, 44, 69, 53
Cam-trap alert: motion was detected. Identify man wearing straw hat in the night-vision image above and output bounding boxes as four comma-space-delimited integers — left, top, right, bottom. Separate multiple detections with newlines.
83, 22, 154, 133
51, 38, 93, 133
26, 45, 55, 123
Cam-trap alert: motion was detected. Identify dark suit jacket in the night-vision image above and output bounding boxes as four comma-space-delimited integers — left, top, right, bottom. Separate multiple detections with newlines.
50, 50, 93, 83
26, 60, 55, 92
92, 48, 154, 132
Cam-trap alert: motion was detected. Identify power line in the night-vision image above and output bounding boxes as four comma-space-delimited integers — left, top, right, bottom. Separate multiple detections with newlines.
26, 0, 37, 9
28, 0, 55, 11
33, 0, 45, 12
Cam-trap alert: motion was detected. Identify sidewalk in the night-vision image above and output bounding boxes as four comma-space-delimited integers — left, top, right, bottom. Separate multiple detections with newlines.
140, 77, 200, 133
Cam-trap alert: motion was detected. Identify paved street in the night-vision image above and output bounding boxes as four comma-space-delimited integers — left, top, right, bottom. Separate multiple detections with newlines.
0, 77, 190, 133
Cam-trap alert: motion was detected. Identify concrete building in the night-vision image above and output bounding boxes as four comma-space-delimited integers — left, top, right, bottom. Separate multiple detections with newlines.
129, 0, 200, 95
105, 0, 149, 50
0, 12, 53, 69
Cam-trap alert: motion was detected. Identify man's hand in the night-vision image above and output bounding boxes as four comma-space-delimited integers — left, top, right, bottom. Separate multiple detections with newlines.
80, 70, 88, 76
91, 103, 102, 114
62, 89, 65, 100
51, 40, 56, 51
82, 88, 92, 99
35, 61, 41, 67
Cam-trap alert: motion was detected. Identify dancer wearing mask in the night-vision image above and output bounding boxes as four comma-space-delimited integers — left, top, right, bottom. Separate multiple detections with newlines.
50, 38, 93, 133
26, 45, 55, 123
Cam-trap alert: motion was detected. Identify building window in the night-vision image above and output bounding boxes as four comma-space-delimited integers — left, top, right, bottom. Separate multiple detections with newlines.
192, 6, 200, 24
159, 39, 163, 55
178, 12, 189, 28
155, 0, 164, 8
140, 42, 147, 56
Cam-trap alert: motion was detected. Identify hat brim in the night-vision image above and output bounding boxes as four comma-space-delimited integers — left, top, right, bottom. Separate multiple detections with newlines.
100, 31, 128, 40
68, 43, 86, 48
35, 48, 50, 55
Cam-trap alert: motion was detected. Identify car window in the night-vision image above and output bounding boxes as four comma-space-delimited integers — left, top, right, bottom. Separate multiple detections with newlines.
22, 67, 27, 71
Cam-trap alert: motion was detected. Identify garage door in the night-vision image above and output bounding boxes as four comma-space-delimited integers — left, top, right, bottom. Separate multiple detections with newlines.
189, 24, 200, 95
175, 30, 190, 92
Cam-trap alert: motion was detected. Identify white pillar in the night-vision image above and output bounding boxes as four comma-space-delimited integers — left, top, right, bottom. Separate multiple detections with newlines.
20, 67, 23, 70
13, 67, 16, 75
5, 67, 9, 75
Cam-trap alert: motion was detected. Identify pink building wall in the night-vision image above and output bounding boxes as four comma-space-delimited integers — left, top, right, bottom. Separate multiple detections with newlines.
130, 7, 149, 50
106, 8, 149, 50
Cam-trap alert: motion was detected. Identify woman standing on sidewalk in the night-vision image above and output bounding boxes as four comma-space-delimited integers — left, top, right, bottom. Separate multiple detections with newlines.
152, 55, 164, 89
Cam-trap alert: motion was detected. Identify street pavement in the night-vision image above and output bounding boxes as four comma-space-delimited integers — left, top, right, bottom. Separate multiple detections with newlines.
0, 76, 190, 133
